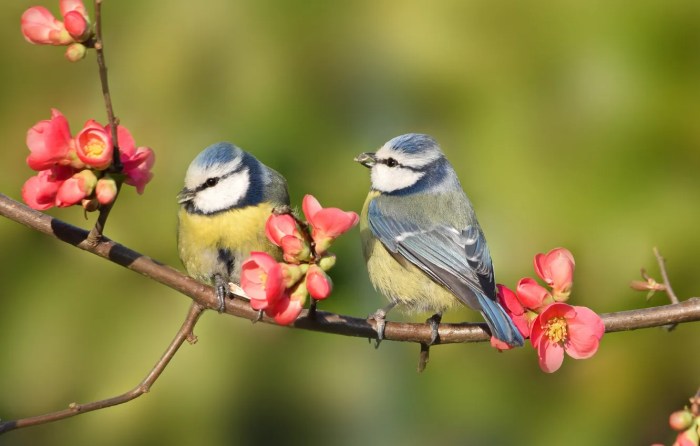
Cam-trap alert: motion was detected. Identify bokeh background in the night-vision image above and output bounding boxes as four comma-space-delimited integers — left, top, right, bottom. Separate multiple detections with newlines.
2, 1, 700, 445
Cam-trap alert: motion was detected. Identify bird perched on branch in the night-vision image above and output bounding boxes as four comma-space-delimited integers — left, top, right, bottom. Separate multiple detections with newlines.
355, 133, 523, 348
178, 142, 290, 311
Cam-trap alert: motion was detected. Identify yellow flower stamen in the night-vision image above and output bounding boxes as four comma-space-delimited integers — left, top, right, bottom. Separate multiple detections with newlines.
546, 316, 568, 343
85, 139, 105, 157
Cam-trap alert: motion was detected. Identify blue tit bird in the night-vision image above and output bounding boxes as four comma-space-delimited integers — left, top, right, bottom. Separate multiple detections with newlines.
355, 133, 524, 347
178, 142, 290, 311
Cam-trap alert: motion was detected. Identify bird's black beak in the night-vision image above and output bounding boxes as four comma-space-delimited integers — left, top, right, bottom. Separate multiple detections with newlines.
354, 152, 377, 168
177, 188, 195, 204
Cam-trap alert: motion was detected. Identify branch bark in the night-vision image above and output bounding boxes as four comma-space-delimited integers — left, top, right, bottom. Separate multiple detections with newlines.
2, 192, 700, 345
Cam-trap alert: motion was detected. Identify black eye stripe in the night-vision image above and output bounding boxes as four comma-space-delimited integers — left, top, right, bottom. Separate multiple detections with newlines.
194, 164, 245, 193
379, 157, 420, 171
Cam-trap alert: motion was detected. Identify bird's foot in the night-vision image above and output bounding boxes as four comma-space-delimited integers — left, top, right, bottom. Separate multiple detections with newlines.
368, 302, 396, 349
214, 274, 228, 313
426, 313, 442, 345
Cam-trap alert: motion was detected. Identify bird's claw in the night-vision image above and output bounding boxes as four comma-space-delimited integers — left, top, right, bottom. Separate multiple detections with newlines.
214, 274, 228, 313
368, 310, 388, 349
426, 313, 442, 345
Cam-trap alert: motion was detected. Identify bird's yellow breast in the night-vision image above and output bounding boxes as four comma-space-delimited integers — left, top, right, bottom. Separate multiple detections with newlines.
177, 204, 280, 284
360, 191, 459, 314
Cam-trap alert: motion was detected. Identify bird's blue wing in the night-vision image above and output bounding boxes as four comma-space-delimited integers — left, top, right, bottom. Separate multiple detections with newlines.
368, 199, 523, 346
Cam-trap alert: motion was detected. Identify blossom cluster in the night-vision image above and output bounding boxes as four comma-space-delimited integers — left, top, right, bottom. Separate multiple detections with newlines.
21, 109, 154, 211
240, 195, 359, 325
653, 406, 700, 446
21, 0, 92, 62
491, 248, 605, 373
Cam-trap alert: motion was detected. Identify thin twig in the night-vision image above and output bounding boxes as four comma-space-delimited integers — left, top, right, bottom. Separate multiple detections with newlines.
653, 247, 680, 304
1, 193, 700, 345
86, 0, 121, 246
0, 302, 205, 434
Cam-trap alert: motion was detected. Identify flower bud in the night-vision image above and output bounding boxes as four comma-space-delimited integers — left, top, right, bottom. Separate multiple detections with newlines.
55, 169, 96, 207
280, 263, 304, 288
317, 253, 336, 271
64, 42, 87, 62
306, 264, 333, 300
670, 410, 695, 431
280, 235, 312, 264
95, 176, 118, 205
63, 10, 90, 41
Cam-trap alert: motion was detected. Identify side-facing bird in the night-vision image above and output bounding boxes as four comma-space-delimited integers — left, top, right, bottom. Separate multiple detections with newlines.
355, 133, 523, 347
178, 142, 290, 311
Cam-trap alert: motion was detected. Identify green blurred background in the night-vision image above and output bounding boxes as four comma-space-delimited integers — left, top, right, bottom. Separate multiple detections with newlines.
2, 1, 700, 445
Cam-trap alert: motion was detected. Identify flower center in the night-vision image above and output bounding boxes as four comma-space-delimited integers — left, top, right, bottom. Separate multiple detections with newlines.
259, 271, 268, 288
86, 139, 105, 157
545, 317, 568, 343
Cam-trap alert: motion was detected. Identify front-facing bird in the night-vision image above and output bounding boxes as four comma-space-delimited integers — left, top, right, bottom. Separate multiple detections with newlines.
355, 133, 523, 347
178, 142, 290, 311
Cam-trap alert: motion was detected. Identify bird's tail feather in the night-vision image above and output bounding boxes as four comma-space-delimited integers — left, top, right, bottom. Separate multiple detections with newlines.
478, 293, 524, 347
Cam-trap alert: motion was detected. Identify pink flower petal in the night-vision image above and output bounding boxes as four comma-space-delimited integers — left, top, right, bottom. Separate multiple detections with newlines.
26, 109, 73, 171
516, 277, 551, 310
537, 337, 565, 373
565, 306, 604, 359
306, 265, 333, 300
301, 194, 322, 221
21, 6, 72, 45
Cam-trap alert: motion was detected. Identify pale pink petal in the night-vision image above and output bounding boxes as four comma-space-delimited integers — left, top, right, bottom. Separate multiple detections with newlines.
21, 6, 72, 45
565, 306, 604, 359
265, 214, 299, 246
26, 109, 73, 171
496, 284, 524, 315
269, 295, 303, 325
301, 194, 322, 221
538, 338, 565, 373
59, 0, 87, 17
516, 278, 551, 310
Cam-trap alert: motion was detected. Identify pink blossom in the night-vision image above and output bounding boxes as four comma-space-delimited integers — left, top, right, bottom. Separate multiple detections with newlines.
530, 303, 604, 373
21, 6, 72, 45
516, 277, 552, 310
301, 194, 359, 254
75, 120, 113, 170
266, 282, 307, 325
55, 169, 96, 207
241, 252, 285, 310
265, 214, 301, 246
115, 126, 154, 194
490, 284, 531, 350
306, 264, 333, 300
95, 176, 118, 205
21, 167, 72, 210
26, 109, 73, 171
534, 247, 575, 301
674, 428, 699, 446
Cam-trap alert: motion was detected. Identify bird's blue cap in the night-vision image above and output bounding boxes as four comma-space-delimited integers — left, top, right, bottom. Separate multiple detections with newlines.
192, 142, 241, 170
386, 133, 440, 155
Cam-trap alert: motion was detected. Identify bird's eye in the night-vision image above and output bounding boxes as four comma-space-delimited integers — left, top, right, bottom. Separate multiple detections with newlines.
386, 158, 399, 167
205, 177, 218, 187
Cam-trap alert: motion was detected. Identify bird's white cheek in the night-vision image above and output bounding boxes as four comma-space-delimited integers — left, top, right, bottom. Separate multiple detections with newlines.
194, 170, 250, 214
371, 165, 424, 193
